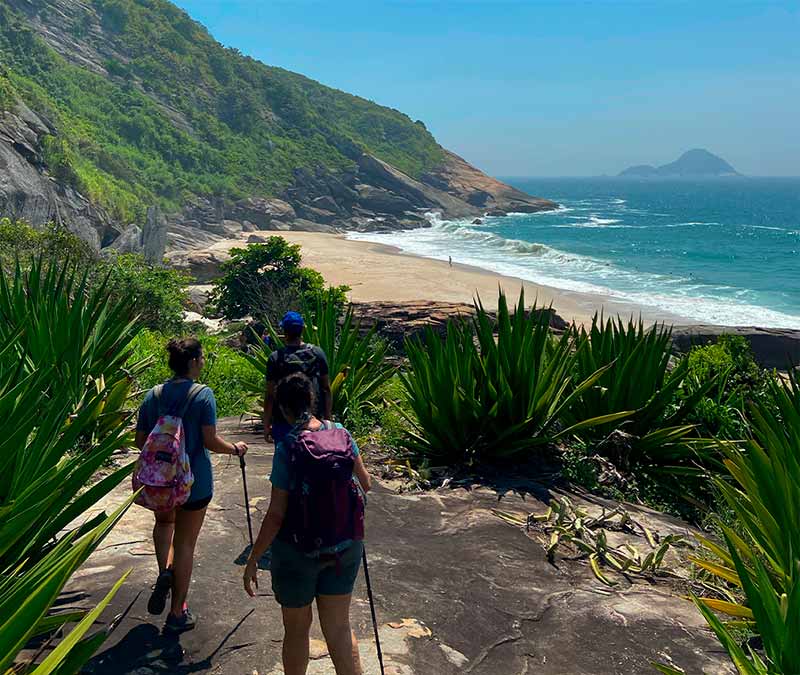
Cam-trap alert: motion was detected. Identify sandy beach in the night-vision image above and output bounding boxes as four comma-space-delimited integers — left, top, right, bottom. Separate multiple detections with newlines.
193, 231, 689, 326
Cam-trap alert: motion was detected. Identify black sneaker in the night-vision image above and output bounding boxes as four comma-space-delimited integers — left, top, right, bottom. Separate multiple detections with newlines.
147, 568, 173, 615
164, 605, 196, 634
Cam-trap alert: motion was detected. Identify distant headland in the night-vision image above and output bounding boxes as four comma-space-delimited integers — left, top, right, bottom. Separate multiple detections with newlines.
620, 149, 740, 177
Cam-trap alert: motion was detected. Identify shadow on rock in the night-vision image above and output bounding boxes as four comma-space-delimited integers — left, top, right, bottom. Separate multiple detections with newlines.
83, 610, 255, 675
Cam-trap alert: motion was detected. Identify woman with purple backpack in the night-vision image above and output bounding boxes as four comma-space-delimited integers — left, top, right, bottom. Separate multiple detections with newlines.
243, 372, 371, 675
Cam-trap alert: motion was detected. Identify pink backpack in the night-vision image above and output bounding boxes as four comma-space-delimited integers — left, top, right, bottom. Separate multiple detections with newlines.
132, 384, 205, 512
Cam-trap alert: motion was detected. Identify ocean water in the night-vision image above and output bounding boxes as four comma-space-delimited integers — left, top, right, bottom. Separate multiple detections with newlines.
347, 178, 800, 328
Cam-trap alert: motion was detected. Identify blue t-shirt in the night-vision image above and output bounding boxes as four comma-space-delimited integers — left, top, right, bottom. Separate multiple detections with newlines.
270, 422, 360, 491
136, 380, 217, 503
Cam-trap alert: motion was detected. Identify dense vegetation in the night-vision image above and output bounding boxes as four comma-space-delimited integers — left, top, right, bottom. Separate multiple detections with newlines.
0, 218, 189, 331
0, 258, 146, 672
0, 0, 444, 222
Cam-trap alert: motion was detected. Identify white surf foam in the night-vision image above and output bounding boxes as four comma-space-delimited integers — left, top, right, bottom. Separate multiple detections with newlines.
346, 214, 800, 329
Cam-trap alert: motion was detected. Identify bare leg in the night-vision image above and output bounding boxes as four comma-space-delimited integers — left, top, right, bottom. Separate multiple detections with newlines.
169, 506, 207, 616
317, 594, 362, 675
153, 509, 176, 573
281, 604, 313, 675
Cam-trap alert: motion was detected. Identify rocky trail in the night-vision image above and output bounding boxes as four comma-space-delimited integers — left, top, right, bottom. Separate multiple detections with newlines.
66, 419, 731, 675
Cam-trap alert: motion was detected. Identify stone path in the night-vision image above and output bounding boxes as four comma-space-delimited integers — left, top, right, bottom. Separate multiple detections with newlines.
67, 419, 732, 674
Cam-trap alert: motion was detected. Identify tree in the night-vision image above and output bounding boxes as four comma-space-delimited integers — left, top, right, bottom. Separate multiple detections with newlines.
210, 238, 348, 324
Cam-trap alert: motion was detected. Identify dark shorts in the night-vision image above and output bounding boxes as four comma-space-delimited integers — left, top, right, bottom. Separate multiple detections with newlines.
270, 539, 363, 608
181, 495, 212, 511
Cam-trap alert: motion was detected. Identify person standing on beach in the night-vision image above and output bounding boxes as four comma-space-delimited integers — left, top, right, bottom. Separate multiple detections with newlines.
244, 372, 371, 675
135, 338, 248, 633
448, 255, 452, 267
263, 311, 332, 445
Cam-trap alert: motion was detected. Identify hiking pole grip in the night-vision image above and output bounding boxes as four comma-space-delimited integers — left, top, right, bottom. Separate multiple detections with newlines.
362, 546, 385, 675
238, 453, 255, 548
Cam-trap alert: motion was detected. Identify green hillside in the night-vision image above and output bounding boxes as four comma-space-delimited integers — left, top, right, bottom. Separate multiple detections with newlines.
0, 0, 443, 222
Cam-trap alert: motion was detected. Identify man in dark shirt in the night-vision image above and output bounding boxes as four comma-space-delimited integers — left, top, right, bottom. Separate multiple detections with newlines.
263, 310, 332, 444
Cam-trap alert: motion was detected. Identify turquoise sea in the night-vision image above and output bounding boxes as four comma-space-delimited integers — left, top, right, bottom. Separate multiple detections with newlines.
349, 178, 800, 328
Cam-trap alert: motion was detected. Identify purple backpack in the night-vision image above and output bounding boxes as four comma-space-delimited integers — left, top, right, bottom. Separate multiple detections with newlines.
280, 422, 365, 554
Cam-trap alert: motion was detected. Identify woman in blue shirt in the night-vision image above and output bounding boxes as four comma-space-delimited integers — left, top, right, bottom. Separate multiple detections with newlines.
136, 337, 248, 633
243, 372, 371, 675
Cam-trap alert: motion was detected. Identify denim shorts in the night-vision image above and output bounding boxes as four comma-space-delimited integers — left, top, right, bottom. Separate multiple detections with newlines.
270, 538, 363, 608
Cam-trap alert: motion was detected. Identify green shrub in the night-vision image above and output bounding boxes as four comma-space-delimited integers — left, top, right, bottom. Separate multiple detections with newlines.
0, 71, 14, 111
0, 218, 96, 271
564, 316, 716, 475
210, 239, 348, 324
681, 335, 770, 438
399, 291, 622, 466
100, 252, 191, 332
129, 329, 257, 418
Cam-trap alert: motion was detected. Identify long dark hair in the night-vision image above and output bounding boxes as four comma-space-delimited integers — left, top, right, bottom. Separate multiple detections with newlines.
166, 338, 202, 376
277, 372, 316, 420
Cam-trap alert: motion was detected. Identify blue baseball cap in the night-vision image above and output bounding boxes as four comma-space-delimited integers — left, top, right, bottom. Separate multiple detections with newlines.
280, 310, 304, 332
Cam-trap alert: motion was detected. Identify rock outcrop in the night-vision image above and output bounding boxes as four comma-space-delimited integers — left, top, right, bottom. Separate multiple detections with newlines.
0, 101, 118, 248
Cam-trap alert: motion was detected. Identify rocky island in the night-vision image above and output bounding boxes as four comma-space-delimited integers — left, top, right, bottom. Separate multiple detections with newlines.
620, 148, 740, 177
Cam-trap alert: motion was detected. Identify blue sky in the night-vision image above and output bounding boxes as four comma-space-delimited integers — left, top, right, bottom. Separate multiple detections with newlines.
174, 1, 799, 177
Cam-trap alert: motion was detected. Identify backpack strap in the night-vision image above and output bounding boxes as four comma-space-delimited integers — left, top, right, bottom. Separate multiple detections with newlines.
178, 383, 207, 418
153, 384, 166, 416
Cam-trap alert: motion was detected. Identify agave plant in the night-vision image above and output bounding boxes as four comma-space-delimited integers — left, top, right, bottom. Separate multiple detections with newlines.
0, 257, 144, 672
565, 315, 716, 473
399, 290, 626, 464
657, 372, 800, 675
245, 290, 395, 424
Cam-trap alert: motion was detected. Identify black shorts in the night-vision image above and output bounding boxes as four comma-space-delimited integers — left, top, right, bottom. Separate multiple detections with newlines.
181, 495, 212, 511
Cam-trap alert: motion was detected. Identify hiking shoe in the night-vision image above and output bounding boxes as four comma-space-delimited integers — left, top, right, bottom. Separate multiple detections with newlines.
147, 569, 173, 615
164, 604, 196, 634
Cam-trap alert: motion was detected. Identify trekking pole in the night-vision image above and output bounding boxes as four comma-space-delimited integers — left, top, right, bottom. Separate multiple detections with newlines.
361, 546, 385, 675
239, 454, 254, 548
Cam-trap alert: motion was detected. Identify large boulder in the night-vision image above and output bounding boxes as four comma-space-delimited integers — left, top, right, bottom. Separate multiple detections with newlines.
168, 249, 230, 283
232, 197, 296, 229
354, 184, 417, 215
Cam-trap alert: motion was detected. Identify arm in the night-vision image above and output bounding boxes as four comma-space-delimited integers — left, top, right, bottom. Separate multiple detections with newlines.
263, 380, 276, 441
201, 425, 247, 456
354, 455, 371, 493
135, 431, 148, 451
319, 374, 333, 420
243, 486, 289, 596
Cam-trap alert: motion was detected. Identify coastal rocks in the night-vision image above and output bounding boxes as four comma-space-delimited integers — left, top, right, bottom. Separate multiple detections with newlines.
671, 325, 800, 370
230, 197, 296, 229
350, 301, 570, 348
104, 224, 141, 254
354, 184, 417, 215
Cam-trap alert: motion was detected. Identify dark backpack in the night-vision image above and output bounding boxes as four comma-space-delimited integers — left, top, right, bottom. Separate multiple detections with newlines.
276, 343, 324, 414
279, 422, 365, 554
